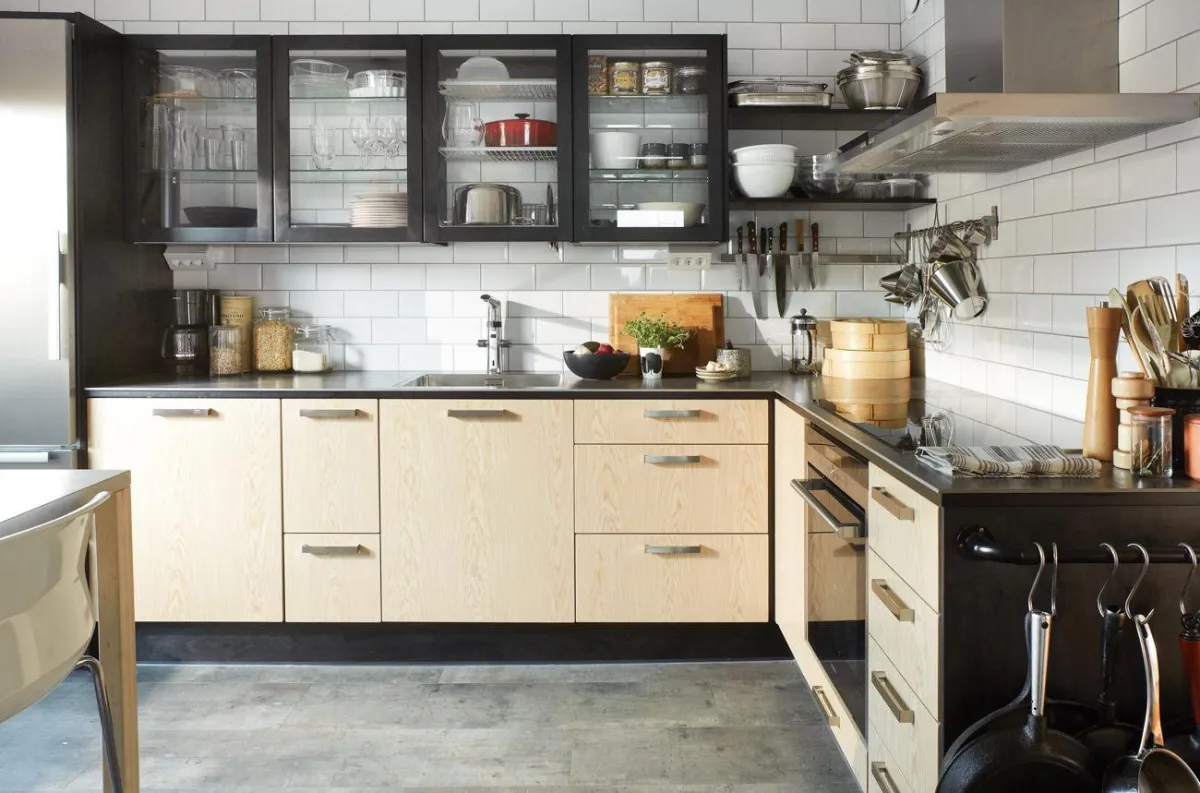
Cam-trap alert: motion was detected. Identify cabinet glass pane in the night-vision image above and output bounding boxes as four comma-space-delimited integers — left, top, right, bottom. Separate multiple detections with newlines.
433, 48, 561, 229
586, 49, 710, 231
286, 48, 411, 230
135, 49, 260, 232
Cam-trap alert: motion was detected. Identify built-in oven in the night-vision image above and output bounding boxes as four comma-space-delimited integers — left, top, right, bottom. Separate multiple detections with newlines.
790, 425, 868, 735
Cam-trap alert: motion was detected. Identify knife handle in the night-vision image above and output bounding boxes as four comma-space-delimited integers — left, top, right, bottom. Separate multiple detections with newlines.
747, 221, 757, 254
766, 227, 774, 253
779, 222, 788, 253
811, 222, 820, 253
795, 220, 804, 252
759, 227, 767, 256
737, 226, 744, 255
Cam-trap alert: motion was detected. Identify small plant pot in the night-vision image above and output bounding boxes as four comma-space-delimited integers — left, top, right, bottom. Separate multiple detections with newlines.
639, 347, 666, 381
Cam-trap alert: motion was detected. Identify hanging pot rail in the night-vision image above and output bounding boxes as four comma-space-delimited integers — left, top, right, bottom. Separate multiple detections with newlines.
959, 526, 1196, 565
895, 206, 1000, 244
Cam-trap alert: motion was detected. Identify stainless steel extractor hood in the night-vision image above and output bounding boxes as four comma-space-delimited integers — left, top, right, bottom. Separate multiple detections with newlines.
829, 0, 1200, 174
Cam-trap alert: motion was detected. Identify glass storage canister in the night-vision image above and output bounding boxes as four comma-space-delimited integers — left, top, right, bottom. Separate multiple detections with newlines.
209, 325, 245, 376
1129, 405, 1175, 477
293, 324, 332, 373
609, 62, 640, 95
667, 143, 690, 169
642, 61, 674, 95
254, 307, 293, 372
640, 142, 667, 169
674, 66, 706, 94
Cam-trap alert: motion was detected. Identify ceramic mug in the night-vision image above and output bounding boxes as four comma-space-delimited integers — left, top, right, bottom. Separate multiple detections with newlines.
640, 347, 665, 381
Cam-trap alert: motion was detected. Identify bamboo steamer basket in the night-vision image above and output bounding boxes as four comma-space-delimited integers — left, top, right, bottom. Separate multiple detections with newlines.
830, 318, 908, 352
823, 348, 910, 380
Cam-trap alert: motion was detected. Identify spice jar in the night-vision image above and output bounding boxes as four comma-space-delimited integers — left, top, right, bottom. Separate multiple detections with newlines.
1129, 405, 1174, 477
667, 142, 690, 169
689, 142, 708, 168
674, 65, 706, 94
292, 324, 332, 373
1186, 414, 1200, 480
640, 142, 667, 169
609, 62, 639, 95
587, 55, 608, 94
254, 306, 292, 372
209, 325, 245, 376
642, 61, 674, 95
219, 295, 253, 372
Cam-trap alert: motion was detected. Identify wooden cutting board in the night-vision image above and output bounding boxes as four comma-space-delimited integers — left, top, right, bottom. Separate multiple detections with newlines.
609, 293, 725, 375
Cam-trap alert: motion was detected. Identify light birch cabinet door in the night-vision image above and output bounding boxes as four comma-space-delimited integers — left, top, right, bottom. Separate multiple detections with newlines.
284, 534, 381, 623
379, 400, 574, 622
87, 398, 283, 622
281, 399, 379, 535
774, 402, 808, 653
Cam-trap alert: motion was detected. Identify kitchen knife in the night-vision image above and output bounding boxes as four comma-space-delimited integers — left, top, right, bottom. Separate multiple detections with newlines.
779, 223, 788, 254
810, 222, 820, 289
773, 230, 788, 317
736, 225, 744, 255
747, 221, 757, 255
766, 227, 774, 254
759, 226, 768, 259
792, 219, 805, 293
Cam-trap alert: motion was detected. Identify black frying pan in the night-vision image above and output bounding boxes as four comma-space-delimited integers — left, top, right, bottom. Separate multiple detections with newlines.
937, 609, 1100, 793
1078, 605, 1141, 769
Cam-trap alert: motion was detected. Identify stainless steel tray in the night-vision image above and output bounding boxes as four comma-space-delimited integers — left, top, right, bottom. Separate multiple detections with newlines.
730, 92, 834, 107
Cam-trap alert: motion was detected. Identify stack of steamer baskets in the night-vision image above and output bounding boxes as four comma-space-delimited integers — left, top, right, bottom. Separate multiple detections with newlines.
820, 318, 911, 429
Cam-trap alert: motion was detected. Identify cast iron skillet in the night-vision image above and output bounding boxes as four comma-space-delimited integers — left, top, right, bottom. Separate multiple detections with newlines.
1078, 605, 1141, 769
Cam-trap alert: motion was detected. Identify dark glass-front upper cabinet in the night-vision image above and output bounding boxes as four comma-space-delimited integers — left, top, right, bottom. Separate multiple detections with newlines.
272, 36, 423, 243
422, 36, 573, 243
572, 36, 727, 243
126, 36, 274, 243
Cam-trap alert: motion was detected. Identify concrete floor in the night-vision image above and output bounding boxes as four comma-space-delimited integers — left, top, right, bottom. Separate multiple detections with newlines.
0, 661, 858, 792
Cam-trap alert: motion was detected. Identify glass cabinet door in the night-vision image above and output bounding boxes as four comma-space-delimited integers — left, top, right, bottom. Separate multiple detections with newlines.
422, 36, 572, 243
573, 36, 727, 243
127, 36, 273, 243
273, 37, 422, 243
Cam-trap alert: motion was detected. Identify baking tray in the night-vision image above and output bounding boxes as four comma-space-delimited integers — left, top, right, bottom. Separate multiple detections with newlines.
730, 92, 834, 107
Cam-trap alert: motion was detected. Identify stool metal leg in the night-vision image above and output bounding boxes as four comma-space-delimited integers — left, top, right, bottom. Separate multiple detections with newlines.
75, 656, 125, 793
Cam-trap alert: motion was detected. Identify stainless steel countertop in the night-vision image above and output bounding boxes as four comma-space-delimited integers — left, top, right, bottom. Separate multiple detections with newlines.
86, 373, 1200, 504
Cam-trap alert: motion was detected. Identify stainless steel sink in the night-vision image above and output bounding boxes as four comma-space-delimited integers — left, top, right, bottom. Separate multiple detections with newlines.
398, 373, 564, 389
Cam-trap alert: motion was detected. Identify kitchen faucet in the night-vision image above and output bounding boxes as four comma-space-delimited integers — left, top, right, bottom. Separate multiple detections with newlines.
477, 294, 508, 375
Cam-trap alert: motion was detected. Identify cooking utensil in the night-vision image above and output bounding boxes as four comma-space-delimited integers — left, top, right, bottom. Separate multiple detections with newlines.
1078, 603, 1140, 771
779, 222, 788, 254
773, 237, 788, 318
546, 184, 555, 226
482, 113, 556, 147
1111, 288, 1151, 378
1132, 305, 1176, 386
848, 50, 916, 66
1166, 544, 1200, 771
836, 63, 922, 110
1130, 280, 1176, 357
928, 258, 988, 319
734, 162, 797, 198
747, 221, 757, 255
1179, 274, 1190, 351
1084, 307, 1123, 461
790, 310, 819, 375
759, 226, 768, 259
792, 219, 806, 294
810, 223, 819, 289
737, 226, 744, 255
452, 183, 522, 225
928, 229, 973, 263
939, 545, 1100, 793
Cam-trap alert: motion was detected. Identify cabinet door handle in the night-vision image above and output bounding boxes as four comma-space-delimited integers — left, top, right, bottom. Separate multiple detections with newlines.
644, 545, 702, 555
643, 409, 701, 418
812, 686, 840, 728
871, 486, 915, 521
301, 544, 364, 556
872, 579, 915, 622
790, 479, 864, 547
871, 671, 915, 723
152, 408, 213, 417
871, 762, 901, 793
643, 454, 701, 464
446, 409, 509, 419
299, 409, 361, 419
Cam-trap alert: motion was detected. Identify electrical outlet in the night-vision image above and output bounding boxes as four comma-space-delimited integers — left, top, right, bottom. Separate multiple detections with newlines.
667, 252, 712, 270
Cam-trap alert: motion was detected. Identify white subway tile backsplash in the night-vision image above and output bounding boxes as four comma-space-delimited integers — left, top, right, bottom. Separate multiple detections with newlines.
752, 0, 805, 22
427, 318, 485, 343
645, 0, 696, 20
1033, 172, 1072, 215
780, 22, 834, 48
1072, 250, 1119, 295
1001, 180, 1035, 220
1016, 215, 1053, 256
591, 265, 646, 290
372, 263, 425, 290
1050, 295, 1092, 337
835, 22, 888, 49
1051, 210, 1095, 254
1179, 138, 1200, 193
370, 318, 425, 343
1147, 190, 1200, 245
208, 264, 262, 291
1120, 246, 1177, 285
1147, 0, 1200, 51
264, 263, 317, 291
345, 291, 400, 317
588, 0, 643, 21
317, 263, 372, 290
1033, 254, 1072, 294
480, 0, 532, 18
1120, 145, 1177, 201
426, 263, 481, 290
1017, 294, 1053, 333
398, 291, 453, 317
537, 264, 590, 290
97, 0, 147, 17
290, 290, 344, 317
262, 0, 315, 19
346, 344, 400, 371
806, 0, 855, 22
727, 21, 781, 47
561, 291, 611, 317
1120, 5, 1147, 61
646, 266, 702, 290
753, 49, 807, 75
317, 0, 368, 18
507, 291, 563, 317
481, 264, 537, 290
1180, 30, 1200, 88
1071, 160, 1120, 209
1094, 201, 1147, 249
1033, 333, 1073, 377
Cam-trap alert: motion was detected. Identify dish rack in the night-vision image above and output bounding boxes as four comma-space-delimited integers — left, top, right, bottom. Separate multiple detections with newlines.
438, 79, 557, 102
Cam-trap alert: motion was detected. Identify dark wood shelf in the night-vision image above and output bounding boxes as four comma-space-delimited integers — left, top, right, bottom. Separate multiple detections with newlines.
727, 106, 898, 131
729, 196, 935, 212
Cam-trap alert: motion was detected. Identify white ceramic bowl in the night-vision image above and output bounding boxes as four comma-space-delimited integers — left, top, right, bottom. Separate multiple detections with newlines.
591, 131, 642, 170
634, 202, 705, 227
731, 143, 798, 165
734, 163, 797, 198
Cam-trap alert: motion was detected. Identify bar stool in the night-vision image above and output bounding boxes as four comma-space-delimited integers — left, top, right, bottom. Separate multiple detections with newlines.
0, 491, 124, 793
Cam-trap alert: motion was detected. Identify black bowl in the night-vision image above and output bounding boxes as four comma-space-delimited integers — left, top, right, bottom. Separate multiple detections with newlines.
564, 350, 631, 380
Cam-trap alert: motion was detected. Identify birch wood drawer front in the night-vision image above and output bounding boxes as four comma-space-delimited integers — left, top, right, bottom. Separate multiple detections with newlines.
575, 534, 768, 622
868, 636, 940, 793
802, 660, 870, 790
868, 550, 941, 720
867, 465, 940, 612
574, 399, 768, 444
868, 722, 916, 793
284, 534, 381, 623
574, 445, 768, 534
282, 399, 380, 535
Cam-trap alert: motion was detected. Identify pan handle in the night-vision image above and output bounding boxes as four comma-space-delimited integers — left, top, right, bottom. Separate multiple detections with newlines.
1098, 605, 1127, 717
1136, 613, 1163, 751
1027, 609, 1052, 719
1182, 631, 1200, 729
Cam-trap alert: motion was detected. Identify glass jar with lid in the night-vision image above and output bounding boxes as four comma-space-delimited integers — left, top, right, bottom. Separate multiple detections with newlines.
1129, 405, 1175, 477
674, 65, 707, 94
254, 306, 292, 372
292, 324, 332, 373
209, 325, 245, 376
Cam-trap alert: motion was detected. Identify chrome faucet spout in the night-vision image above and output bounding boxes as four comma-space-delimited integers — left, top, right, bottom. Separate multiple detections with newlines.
477, 294, 506, 374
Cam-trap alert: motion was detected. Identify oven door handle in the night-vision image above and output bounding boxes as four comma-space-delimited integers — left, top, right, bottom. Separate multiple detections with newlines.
790, 478, 865, 548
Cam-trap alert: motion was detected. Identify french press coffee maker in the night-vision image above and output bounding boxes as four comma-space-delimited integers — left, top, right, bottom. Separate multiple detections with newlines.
790, 309, 819, 375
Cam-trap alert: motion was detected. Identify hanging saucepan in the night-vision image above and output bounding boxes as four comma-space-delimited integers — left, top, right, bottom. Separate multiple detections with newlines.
481, 113, 556, 147
928, 228, 973, 263
929, 259, 988, 320
1166, 543, 1200, 772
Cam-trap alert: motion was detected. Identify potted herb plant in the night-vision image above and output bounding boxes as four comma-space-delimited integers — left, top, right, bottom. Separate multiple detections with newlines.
621, 312, 692, 382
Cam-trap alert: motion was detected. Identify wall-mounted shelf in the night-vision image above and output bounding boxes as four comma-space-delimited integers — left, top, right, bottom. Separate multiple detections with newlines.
730, 196, 936, 212
716, 253, 902, 265
728, 106, 901, 131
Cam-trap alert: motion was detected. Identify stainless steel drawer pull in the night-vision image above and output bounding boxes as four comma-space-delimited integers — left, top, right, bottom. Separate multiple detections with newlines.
790, 479, 864, 548
871, 671, 915, 724
643, 454, 701, 464
871, 579, 915, 622
446, 409, 509, 419
871, 486, 915, 521
299, 409, 361, 419
812, 686, 840, 728
643, 409, 701, 418
871, 762, 901, 793
644, 545, 702, 555
152, 408, 213, 417
301, 544, 365, 556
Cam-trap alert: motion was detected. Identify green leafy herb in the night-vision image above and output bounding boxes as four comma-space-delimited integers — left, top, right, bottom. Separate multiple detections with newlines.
620, 312, 692, 350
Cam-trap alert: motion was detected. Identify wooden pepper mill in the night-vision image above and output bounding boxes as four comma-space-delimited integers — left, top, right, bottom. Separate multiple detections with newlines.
1084, 305, 1123, 460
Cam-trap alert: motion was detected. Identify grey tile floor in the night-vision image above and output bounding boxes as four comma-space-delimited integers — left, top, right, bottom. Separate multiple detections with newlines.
0, 661, 857, 792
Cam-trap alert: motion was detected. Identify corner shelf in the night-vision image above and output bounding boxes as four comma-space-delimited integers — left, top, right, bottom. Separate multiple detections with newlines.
729, 196, 936, 212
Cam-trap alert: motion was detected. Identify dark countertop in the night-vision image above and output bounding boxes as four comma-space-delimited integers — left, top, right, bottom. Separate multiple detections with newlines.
86, 373, 1200, 505
0, 469, 130, 540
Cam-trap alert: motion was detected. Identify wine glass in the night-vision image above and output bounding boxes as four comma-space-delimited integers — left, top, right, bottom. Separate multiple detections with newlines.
309, 124, 336, 170
350, 116, 372, 168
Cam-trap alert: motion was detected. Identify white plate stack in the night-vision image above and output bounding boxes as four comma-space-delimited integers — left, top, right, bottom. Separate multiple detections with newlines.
350, 193, 408, 228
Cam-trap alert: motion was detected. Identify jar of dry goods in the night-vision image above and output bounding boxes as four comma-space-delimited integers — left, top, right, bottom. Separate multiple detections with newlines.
674, 65, 706, 94
292, 324, 331, 373
609, 62, 639, 95
1129, 405, 1174, 477
642, 61, 674, 94
587, 55, 608, 94
219, 295, 253, 372
254, 306, 292, 372
209, 325, 245, 376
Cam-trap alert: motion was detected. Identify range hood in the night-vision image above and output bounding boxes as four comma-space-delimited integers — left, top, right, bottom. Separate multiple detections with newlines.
830, 0, 1200, 174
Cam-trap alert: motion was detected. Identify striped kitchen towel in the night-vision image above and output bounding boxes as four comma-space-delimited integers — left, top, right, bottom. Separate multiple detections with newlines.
916, 444, 1102, 478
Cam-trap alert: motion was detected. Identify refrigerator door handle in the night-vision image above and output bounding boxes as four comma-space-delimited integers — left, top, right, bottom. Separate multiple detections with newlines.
48, 230, 64, 361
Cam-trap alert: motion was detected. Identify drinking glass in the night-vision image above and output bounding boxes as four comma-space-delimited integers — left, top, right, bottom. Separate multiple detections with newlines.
310, 124, 336, 170
218, 124, 244, 171
443, 102, 482, 147
372, 117, 400, 167
350, 116, 373, 168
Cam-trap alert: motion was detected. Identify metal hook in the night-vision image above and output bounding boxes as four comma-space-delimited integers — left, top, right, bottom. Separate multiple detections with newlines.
1027, 542, 1046, 613
1050, 542, 1059, 617
1125, 543, 1155, 621
1179, 543, 1198, 616
1097, 543, 1120, 618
